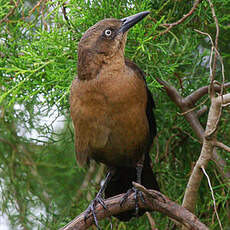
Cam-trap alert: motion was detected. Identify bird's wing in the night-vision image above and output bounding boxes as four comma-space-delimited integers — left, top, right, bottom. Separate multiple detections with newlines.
125, 58, 157, 141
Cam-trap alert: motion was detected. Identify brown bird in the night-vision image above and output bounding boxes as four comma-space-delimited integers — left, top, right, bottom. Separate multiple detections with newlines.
70, 11, 159, 227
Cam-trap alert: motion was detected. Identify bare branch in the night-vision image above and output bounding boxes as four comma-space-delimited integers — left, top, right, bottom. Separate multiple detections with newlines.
185, 82, 230, 105
194, 29, 225, 97
221, 93, 230, 105
182, 91, 224, 221
28, 0, 45, 16
146, 212, 157, 230
214, 141, 230, 153
206, 93, 230, 137
60, 185, 209, 230
162, 0, 202, 27
156, 77, 230, 183
212, 148, 230, 181
196, 105, 208, 117
178, 97, 209, 116
155, 77, 204, 140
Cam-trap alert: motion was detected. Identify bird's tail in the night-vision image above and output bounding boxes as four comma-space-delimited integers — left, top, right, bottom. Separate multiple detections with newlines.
104, 153, 159, 221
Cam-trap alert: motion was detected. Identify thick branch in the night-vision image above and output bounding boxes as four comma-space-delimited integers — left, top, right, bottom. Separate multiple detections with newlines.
156, 77, 230, 224
156, 78, 230, 182
60, 185, 209, 230
155, 77, 204, 140
221, 93, 230, 105
182, 94, 224, 214
185, 82, 230, 105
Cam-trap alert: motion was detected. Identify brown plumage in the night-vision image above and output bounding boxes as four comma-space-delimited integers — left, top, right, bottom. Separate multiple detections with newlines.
70, 11, 159, 224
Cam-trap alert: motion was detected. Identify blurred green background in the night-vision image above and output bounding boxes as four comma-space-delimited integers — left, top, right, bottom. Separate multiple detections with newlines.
0, 0, 230, 229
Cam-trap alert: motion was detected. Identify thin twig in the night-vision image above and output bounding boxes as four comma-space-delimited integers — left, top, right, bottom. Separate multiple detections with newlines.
173, 126, 201, 144
146, 212, 157, 230
61, 1, 71, 27
155, 0, 202, 39
207, 0, 219, 79
28, 0, 45, 16
178, 96, 209, 116
0, 0, 21, 24
214, 141, 230, 153
222, 102, 230, 107
194, 29, 224, 138
41, 0, 48, 30
201, 166, 223, 230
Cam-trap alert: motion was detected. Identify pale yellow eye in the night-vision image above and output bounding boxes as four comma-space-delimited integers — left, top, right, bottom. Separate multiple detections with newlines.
104, 29, 112, 37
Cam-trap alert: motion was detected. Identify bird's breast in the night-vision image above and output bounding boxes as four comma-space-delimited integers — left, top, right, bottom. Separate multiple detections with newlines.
70, 72, 149, 167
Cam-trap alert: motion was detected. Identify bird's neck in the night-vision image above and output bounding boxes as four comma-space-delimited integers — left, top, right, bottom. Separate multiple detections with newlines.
77, 48, 125, 81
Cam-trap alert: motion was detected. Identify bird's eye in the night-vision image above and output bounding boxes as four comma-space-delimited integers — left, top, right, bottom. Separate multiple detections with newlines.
104, 29, 112, 37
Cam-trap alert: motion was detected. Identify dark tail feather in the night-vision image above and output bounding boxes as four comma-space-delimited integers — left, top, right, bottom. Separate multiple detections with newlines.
104, 153, 159, 221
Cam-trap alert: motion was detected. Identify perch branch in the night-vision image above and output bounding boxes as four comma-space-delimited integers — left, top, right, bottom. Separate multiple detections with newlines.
60, 184, 209, 230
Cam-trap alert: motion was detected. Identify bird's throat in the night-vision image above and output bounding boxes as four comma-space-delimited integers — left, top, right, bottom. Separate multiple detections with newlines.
78, 48, 125, 81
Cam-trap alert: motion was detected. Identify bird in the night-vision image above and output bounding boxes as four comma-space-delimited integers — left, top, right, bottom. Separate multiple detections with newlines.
70, 11, 159, 227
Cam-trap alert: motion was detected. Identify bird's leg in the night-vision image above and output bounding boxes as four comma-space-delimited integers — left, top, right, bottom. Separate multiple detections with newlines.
134, 162, 145, 214
120, 155, 145, 216
84, 170, 113, 229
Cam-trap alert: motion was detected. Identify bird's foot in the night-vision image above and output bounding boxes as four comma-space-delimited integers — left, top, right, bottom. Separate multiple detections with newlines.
120, 187, 145, 216
84, 195, 107, 230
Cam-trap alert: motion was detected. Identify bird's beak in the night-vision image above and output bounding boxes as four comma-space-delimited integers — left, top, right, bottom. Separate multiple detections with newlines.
119, 11, 150, 34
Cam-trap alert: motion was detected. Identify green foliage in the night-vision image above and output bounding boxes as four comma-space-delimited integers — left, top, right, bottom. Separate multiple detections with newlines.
0, 0, 230, 229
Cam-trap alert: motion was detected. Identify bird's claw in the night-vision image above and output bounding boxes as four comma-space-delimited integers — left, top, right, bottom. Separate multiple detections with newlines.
84, 195, 107, 230
120, 187, 145, 216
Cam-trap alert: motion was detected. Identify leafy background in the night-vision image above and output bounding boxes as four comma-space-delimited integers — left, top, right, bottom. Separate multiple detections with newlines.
0, 0, 230, 229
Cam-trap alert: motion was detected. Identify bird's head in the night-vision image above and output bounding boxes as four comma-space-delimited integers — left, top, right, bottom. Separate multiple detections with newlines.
77, 11, 150, 80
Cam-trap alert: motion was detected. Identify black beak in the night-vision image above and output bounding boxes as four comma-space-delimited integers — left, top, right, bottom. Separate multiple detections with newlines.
119, 11, 150, 34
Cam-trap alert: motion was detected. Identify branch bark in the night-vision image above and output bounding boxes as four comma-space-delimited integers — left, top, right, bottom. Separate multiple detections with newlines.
155, 78, 230, 230
156, 77, 230, 182
60, 183, 209, 230
182, 96, 222, 213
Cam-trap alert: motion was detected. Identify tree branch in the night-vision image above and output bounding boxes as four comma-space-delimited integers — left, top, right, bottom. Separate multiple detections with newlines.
0, 0, 21, 24
184, 82, 230, 105
207, 0, 219, 78
214, 141, 230, 153
155, 0, 202, 39
156, 77, 230, 183
60, 184, 209, 230
201, 166, 223, 230
181, 95, 222, 219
